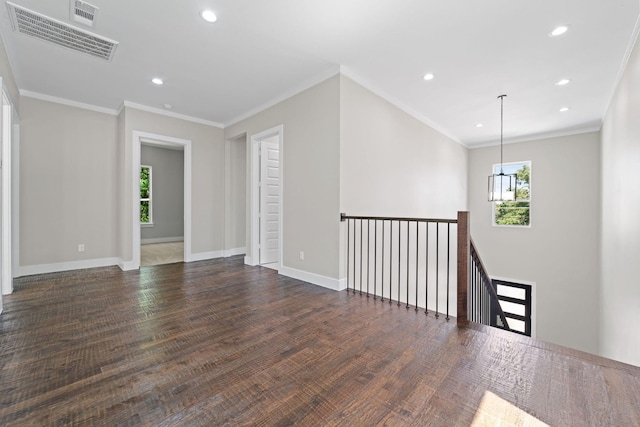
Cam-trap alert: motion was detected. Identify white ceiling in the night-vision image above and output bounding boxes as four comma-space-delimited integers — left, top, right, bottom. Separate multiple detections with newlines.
0, 0, 638, 147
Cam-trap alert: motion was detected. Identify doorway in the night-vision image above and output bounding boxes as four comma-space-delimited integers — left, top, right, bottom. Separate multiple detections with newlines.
249, 126, 283, 268
139, 142, 185, 266
131, 131, 192, 270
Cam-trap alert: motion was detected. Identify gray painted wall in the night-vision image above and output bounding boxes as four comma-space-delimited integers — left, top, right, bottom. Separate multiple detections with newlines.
140, 145, 184, 242
468, 132, 601, 354
19, 97, 119, 265
224, 136, 246, 251
120, 107, 225, 261
225, 76, 341, 279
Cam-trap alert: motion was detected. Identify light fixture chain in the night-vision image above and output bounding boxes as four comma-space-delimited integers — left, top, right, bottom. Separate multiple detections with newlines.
499, 94, 506, 174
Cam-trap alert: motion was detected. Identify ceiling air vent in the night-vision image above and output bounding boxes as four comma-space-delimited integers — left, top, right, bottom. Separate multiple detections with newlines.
70, 0, 98, 27
6, 2, 118, 61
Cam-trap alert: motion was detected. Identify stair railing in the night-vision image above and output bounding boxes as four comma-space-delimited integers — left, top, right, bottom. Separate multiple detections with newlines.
341, 211, 511, 331
340, 213, 457, 320
456, 211, 510, 330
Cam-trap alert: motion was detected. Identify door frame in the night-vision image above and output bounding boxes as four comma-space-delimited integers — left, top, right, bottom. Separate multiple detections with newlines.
1, 84, 14, 297
248, 125, 283, 267
131, 131, 192, 269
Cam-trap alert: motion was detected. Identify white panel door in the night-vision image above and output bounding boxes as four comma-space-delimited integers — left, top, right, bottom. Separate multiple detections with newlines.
259, 141, 280, 264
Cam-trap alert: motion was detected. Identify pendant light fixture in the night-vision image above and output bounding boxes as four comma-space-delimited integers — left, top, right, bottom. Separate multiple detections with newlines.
488, 95, 518, 202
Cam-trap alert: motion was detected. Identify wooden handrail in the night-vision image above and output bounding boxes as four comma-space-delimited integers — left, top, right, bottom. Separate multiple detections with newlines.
341, 213, 457, 224
456, 211, 469, 325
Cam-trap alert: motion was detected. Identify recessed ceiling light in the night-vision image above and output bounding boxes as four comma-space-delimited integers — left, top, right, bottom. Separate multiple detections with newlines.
152, 77, 163, 85
423, 73, 434, 81
201, 10, 217, 23
556, 79, 571, 86
559, 107, 570, 112
550, 25, 568, 37
475, 123, 484, 128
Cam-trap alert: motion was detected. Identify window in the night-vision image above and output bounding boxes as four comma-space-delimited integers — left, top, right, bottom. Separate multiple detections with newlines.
493, 161, 530, 226
140, 165, 152, 224
492, 279, 533, 337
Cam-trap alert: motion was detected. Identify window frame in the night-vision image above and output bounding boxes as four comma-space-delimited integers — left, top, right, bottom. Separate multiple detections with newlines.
140, 165, 153, 227
491, 160, 531, 228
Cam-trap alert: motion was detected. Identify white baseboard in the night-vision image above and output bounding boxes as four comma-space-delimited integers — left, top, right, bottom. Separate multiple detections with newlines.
244, 256, 255, 266
141, 236, 184, 244
187, 250, 224, 262
118, 259, 138, 271
224, 247, 246, 257
18, 257, 120, 277
278, 266, 347, 291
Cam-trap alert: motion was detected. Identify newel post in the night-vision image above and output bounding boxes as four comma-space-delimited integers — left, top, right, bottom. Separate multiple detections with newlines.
457, 211, 470, 326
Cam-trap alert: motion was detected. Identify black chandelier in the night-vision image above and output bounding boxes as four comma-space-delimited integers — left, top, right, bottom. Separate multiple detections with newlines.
488, 95, 519, 202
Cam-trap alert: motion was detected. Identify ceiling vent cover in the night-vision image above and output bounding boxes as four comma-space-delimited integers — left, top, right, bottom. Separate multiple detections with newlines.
70, 0, 98, 27
6, 2, 118, 61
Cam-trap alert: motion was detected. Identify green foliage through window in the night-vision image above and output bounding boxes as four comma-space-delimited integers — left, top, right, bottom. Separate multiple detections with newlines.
140, 166, 151, 223
494, 162, 530, 226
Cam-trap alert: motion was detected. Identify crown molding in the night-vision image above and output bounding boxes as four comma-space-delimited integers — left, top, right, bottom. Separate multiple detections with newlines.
467, 126, 601, 149
122, 101, 224, 128
20, 90, 119, 115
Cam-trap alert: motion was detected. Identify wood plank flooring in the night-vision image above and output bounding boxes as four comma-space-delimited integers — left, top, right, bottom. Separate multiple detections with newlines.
1, 256, 639, 426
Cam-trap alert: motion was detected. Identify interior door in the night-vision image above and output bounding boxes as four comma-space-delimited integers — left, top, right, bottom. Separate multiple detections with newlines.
259, 140, 280, 264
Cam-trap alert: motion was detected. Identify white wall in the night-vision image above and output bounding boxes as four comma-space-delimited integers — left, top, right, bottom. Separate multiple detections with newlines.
140, 145, 184, 242
468, 132, 601, 354
19, 97, 119, 267
225, 75, 341, 281
600, 30, 640, 367
121, 107, 225, 262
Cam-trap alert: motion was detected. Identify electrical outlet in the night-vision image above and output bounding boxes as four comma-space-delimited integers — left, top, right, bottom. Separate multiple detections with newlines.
78, 244, 85, 252
299, 251, 304, 260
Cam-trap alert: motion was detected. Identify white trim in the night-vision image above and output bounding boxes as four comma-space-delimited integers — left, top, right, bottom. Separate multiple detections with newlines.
118, 259, 137, 271
17, 257, 119, 277
20, 90, 119, 115
17, 92, 225, 129
1, 88, 12, 295
225, 66, 340, 127
141, 237, 184, 244
249, 125, 284, 268
468, 126, 602, 149
244, 256, 254, 265
189, 250, 223, 262
224, 247, 246, 257
132, 131, 192, 269
492, 276, 537, 339
279, 266, 347, 291
11, 117, 20, 278
602, 9, 640, 122
339, 66, 462, 146
123, 101, 224, 128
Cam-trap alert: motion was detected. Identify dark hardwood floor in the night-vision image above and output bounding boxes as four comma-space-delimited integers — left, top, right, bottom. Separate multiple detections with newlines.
1, 256, 639, 426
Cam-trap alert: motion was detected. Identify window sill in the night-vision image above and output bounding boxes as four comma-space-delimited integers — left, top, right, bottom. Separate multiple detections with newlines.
141, 223, 154, 228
